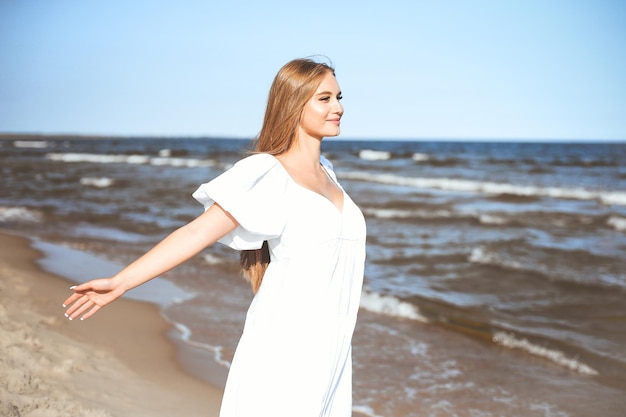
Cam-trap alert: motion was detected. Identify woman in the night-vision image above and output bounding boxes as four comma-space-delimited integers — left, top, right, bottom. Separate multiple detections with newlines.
63, 58, 367, 417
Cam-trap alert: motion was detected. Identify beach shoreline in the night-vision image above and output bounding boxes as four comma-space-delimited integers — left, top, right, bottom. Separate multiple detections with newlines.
0, 231, 222, 417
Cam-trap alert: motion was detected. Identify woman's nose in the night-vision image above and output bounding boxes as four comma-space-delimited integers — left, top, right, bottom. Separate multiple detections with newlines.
334, 101, 344, 116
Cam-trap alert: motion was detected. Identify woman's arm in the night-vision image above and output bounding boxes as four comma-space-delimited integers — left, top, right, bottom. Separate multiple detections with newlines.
63, 203, 238, 320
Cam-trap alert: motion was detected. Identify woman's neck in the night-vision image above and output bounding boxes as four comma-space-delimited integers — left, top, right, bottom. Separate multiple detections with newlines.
281, 133, 323, 170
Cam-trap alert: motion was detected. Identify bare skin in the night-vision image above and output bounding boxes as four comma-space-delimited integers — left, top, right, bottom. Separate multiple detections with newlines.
63, 71, 345, 321
278, 72, 344, 211
63, 204, 239, 320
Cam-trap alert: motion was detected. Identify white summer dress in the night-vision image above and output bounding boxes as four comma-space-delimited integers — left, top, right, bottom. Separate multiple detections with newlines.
192, 153, 366, 417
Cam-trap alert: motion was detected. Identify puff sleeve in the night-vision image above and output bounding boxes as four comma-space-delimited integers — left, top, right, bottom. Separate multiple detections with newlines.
192, 154, 289, 250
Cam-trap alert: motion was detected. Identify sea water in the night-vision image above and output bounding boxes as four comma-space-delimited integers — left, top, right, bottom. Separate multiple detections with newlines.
1, 136, 625, 417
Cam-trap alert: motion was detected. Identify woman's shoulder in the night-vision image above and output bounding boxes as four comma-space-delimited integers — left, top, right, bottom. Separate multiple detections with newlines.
222, 153, 288, 185
231, 153, 281, 172
237, 152, 279, 164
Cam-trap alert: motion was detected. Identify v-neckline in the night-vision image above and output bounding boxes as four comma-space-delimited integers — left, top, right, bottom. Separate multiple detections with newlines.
268, 154, 345, 214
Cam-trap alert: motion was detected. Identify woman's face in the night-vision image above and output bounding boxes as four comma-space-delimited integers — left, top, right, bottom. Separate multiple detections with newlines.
299, 72, 344, 140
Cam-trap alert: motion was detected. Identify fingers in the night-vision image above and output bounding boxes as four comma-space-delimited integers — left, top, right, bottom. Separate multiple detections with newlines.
63, 278, 121, 321
62, 291, 82, 309
64, 293, 87, 320
62, 278, 113, 321
64, 294, 103, 321
63, 285, 104, 321
80, 304, 102, 320
72, 281, 101, 292
62, 282, 92, 307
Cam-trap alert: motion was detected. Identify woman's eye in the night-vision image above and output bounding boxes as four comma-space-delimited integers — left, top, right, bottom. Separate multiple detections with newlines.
319, 95, 342, 102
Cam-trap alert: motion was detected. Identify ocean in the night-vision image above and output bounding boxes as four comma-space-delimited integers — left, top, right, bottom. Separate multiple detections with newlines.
1, 136, 625, 417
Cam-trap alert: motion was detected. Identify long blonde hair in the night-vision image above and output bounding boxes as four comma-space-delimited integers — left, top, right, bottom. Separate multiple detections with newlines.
240, 58, 335, 293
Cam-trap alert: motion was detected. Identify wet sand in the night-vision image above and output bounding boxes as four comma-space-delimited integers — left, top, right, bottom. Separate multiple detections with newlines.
0, 231, 222, 417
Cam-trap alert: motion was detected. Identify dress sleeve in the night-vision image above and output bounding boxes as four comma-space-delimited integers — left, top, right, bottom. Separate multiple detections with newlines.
192, 153, 288, 250
320, 154, 338, 182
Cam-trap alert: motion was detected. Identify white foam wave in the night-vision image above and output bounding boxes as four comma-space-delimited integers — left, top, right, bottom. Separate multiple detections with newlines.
364, 207, 512, 226
13, 140, 50, 148
150, 156, 215, 168
46, 152, 149, 164
172, 322, 231, 368
468, 247, 522, 269
0, 206, 43, 223
478, 214, 509, 225
340, 171, 626, 206
202, 253, 225, 265
492, 332, 598, 375
607, 215, 626, 232
602, 194, 626, 206
412, 152, 431, 162
352, 405, 385, 417
360, 290, 428, 322
359, 149, 391, 161
80, 177, 114, 188
45, 152, 215, 168
363, 207, 454, 220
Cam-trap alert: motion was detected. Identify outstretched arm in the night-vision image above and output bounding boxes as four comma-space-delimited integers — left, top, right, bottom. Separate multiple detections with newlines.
63, 203, 238, 320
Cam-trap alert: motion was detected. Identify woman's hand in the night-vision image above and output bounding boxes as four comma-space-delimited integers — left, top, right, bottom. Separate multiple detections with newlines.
63, 277, 125, 320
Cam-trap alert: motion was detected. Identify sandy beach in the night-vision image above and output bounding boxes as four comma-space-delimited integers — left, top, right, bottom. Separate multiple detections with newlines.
0, 231, 222, 417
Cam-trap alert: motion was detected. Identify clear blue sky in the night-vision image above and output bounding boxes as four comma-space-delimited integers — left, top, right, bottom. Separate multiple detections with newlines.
1, 0, 625, 141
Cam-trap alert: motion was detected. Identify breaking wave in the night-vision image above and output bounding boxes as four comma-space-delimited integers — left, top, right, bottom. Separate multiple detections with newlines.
359, 149, 391, 161
352, 405, 385, 417
202, 253, 226, 265
412, 152, 431, 162
46, 152, 217, 168
0, 206, 43, 223
80, 177, 114, 188
363, 207, 455, 220
607, 216, 626, 232
492, 332, 598, 375
340, 171, 626, 206
363, 207, 511, 226
360, 290, 428, 322
468, 247, 523, 270
13, 140, 51, 149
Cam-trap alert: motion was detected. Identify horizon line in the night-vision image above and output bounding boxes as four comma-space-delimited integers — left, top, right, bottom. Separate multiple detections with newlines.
1, 131, 625, 144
